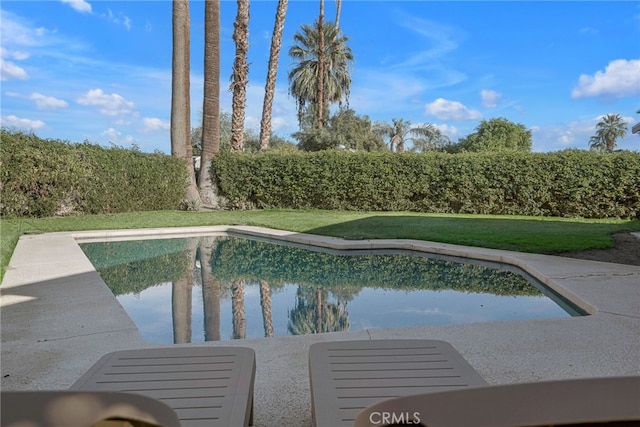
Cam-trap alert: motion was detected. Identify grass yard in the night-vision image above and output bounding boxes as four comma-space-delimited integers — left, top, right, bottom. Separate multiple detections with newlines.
2, 209, 639, 282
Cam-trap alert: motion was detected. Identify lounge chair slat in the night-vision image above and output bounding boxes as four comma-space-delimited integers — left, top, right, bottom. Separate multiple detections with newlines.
90, 372, 234, 382
309, 339, 487, 427
333, 377, 478, 389
104, 363, 234, 373
71, 346, 255, 427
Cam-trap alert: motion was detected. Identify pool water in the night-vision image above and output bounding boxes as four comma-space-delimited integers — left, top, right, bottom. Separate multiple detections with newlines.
80, 235, 581, 344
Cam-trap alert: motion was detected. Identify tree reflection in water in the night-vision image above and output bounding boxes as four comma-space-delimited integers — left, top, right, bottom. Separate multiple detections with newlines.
199, 237, 221, 341
287, 287, 349, 335
81, 235, 560, 344
172, 238, 198, 344
260, 280, 274, 337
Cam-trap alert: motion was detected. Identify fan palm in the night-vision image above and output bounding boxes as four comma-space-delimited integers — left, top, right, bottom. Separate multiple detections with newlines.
373, 118, 441, 152
411, 125, 450, 152
288, 22, 353, 128
589, 113, 627, 152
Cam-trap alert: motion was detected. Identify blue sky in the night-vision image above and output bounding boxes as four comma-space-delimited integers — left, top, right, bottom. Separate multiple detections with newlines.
1, 1, 639, 153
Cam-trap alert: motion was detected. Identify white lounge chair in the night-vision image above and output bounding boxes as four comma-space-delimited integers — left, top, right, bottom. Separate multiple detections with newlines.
308, 339, 487, 427
70, 346, 255, 427
353, 376, 640, 427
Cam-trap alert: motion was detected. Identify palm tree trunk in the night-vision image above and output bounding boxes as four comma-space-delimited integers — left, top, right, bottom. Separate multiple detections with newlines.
171, 0, 201, 205
199, 0, 221, 208
230, 0, 250, 152
259, 280, 274, 337
316, 0, 325, 129
231, 280, 246, 339
259, 0, 288, 150
335, 0, 342, 28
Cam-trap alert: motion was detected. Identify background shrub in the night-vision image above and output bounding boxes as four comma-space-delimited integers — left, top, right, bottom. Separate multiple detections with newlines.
1, 129, 187, 217
3, 128, 637, 220
213, 149, 640, 219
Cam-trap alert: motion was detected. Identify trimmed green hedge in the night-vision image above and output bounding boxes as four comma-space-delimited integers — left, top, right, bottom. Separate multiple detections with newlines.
1, 130, 188, 217
213, 150, 640, 219
4, 128, 637, 220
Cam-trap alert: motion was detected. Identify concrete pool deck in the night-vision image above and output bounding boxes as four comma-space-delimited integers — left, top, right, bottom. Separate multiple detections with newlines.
1, 226, 639, 426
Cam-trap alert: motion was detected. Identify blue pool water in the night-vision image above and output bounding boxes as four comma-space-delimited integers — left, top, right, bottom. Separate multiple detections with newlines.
80, 235, 581, 344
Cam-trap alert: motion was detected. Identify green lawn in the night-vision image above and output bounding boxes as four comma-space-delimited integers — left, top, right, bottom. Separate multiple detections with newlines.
2, 209, 639, 282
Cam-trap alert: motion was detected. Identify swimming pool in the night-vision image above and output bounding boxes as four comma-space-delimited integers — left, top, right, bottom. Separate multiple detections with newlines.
80, 234, 582, 344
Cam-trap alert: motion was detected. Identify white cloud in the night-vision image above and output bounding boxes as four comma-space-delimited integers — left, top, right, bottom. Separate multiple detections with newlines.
29, 93, 69, 109
101, 127, 135, 144
572, 59, 640, 99
271, 116, 292, 133
424, 98, 482, 121
1, 44, 30, 81
480, 89, 502, 108
142, 117, 169, 132
103, 9, 132, 30
61, 0, 92, 14
220, 84, 298, 138
1, 10, 45, 47
530, 115, 635, 152
1, 48, 29, 61
244, 116, 261, 132
0, 58, 28, 81
537, 121, 591, 147
76, 89, 135, 116
398, 15, 465, 64
351, 71, 428, 112
433, 123, 460, 139
114, 118, 132, 126
1, 115, 45, 130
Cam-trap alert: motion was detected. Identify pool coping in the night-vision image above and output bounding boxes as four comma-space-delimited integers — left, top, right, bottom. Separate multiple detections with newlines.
2, 226, 639, 427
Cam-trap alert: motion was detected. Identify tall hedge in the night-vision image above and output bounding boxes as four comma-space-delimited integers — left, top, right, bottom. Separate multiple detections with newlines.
1, 130, 188, 217
213, 150, 640, 219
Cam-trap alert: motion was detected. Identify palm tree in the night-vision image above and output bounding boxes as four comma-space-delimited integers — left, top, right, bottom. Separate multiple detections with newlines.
171, 0, 201, 205
230, 0, 250, 152
373, 118, 441, 152
334, 0, 342, 29
316, 0, 325, 128
199, 0, 221, 208
410, 125, 451, 152
288, 22, 353, 128
259, 0, 288, 150
589, 113, 627, 152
